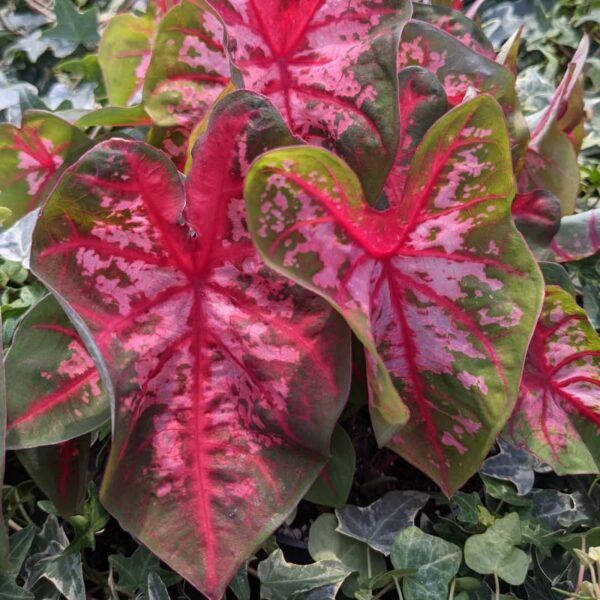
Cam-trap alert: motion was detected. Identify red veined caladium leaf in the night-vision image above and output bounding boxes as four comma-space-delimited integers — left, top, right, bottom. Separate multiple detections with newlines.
412, 2, 495, 59
383, 66, 448, 208
5, 294, 109, 450
0, 111, 89, 228
148, 0, 181, 17
398, 20, 529, 166
16, 435, 91, 517
146, 124, 191, 170
210, 0, 412, 203
31, 91, 351, 599
143, 0, 229, 128
512, 190, 561, 260
546, 208, 600, 263
517, 36, 589, 215
245, 95, 544, 495
506, 286, 600, 474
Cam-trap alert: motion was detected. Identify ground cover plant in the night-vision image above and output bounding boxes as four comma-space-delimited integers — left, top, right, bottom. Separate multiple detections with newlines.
0, 0, 599, 598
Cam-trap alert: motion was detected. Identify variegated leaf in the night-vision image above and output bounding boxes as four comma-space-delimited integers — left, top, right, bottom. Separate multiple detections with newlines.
143, 0, 229, 127
5, 294, 109, 449
383, 66, 448, 208
245, 96, 543, 495
98, 13, 155, 107
146, 125, 190, 170
31, 91, 351, 599
412, 2, 495, 58
546, 209, 600, 263
16, 436, 91, 517
398, 20, 529, 166
211, 0, 412, 203
0, 111, 89, 228
506, 286, 600, 474
512, 190, 561, 260
517, 37, 589, 215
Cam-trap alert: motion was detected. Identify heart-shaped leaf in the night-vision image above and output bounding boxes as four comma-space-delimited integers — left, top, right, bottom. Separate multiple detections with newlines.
464, 513, 529, 586
506, 285, 600, 475
398, 19, 529, 165
143, 0, 229, 127
245, 95, 543, 494
412, 2, 495, 58
16, 436, 91, 518
5, 294, 109, 449
0, 111, 89, 227
335, 490, 428, 554
390, 526, 462, 600
546, 209, 600, 263
211, 0, 412, 203
31, 91, 351, 599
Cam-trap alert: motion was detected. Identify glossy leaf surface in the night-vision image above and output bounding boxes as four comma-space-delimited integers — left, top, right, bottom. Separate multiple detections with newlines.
16, 436, 91, 517
506, 286, 600, 474
5, 295, 109, 449
0, 111, 89, 227
546, 209, 600, 263
245, 96, 543, 494
211, 0, 412, 202
31, 92, 351, 599
143, 0, 229, 128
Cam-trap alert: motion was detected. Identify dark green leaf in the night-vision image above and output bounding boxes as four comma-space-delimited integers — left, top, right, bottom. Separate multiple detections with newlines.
42, 0, 99, 58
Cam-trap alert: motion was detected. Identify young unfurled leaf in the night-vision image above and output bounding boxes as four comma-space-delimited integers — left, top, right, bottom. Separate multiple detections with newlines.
31, 91, 351, 599
464, 513, 529, 586
506, 286, 600, 475
335, 491, 428, 554
211, 0, 412, 203
5, 295, 109, 449
98, 13, 155, 107
517, 37, 589, 215
245, 96, 544, 495
0, 111, 89, 227
304, 425, 356, 509
258, 549, 352, 600
16, 435, 91, 517
143, 0, 229, 127
390, 526, 462, 600
546, 209, 600, 263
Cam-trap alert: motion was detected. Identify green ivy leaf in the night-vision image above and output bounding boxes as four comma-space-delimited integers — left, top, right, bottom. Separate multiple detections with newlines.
42, 0, 99, 59
390, 526, 462, 600
258, 550, 352, 600
464, 513, 529, 585
63, 482, 109, 554
336, 491, 429, 555
228, 562, 250, 600
147, 572, 170, 600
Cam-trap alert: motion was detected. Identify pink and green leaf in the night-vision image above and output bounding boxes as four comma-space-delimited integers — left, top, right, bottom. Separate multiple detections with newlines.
146, 124, 190, 170
506, 286, 600, 474
546, 209, 600, 263
31, 91, 351, 599
98, 13, 156, 107
5, 294, 109, 450
211, 0, 412, 203
412, 2, 495, 58
0, 111, 89, 228
383, 66, 448, 208
398, 20, 529, 166
16, 435, 91, 517
143, 0, 230, 128
512, 190, 561, 260
245, 95, 544, 495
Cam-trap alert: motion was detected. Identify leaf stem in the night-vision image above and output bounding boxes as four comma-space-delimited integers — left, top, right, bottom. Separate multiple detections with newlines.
393, 575, 404, 600
448, 578, 456, 600
494, 573, 500, 600
367, 545, 372, 579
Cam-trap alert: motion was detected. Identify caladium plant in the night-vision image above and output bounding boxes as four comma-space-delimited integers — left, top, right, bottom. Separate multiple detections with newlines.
1, 0, 599, 597
30, 91, 351, 599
